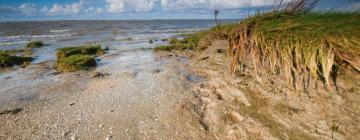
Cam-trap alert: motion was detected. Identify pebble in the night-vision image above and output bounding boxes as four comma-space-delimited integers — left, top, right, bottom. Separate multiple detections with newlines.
99, 124, 104, 128
105, 134, 113, 140
71, 135, 77, 140
228, 111, 245, 122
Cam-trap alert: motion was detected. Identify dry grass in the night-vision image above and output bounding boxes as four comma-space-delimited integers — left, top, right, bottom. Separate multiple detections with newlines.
228, 11, 360, 89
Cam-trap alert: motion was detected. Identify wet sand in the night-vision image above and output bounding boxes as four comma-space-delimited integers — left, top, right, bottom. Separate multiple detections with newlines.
0, 49, 206, 139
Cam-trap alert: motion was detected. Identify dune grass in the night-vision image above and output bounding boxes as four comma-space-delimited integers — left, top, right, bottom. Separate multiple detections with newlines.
55, 54, 96, 72
228, 11, 360, 88
154, 23, 238, 51
0, 51, 33, 67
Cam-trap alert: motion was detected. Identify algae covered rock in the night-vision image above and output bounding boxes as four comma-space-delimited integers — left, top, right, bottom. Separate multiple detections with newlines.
56, 45, 104, 59
54, 44, 104, 72
55, 54, 96, 72
0, 51, 33, 67
26, 41, 44, 49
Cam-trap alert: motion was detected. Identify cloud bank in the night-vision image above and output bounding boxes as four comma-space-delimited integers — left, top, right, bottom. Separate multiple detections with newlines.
0, 0, 358, 20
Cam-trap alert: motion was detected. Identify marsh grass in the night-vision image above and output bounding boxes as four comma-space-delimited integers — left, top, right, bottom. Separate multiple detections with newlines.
228, 11, 360, 89
0, 51, 33, 67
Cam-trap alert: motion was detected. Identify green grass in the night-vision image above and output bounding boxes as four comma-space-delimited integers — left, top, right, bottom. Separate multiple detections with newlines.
0, 51, 33, 67
26, 41, 44, 49
154, 23, 238, 51
56, 44, 104, 59
228, 11, 360, 88
154, 45, 176, 51
55, 54, 96, 72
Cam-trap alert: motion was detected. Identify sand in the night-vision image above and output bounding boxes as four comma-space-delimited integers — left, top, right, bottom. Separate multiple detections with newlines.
1, 40, 360, 140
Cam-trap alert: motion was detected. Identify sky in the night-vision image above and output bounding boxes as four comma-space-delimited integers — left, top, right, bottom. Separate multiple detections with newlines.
0, 0, 359, 21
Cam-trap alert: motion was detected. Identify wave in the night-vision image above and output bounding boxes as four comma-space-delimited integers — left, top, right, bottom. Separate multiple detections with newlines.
0, 41, 27, 46
49, 29, 71, 33
1, 34, 76, 40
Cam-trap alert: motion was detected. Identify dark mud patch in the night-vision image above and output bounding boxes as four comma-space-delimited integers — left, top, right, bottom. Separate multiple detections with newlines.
0, 108, 23, 115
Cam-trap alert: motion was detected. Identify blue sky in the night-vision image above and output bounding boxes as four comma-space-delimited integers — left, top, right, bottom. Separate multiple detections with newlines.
0, 0, 359, 21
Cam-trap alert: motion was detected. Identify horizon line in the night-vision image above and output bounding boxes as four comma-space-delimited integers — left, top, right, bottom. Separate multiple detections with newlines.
0, 18, 242, 23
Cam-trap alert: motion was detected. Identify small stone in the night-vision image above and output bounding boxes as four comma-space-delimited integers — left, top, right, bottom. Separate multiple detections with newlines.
70, 103, 75, 106
62, 131, 70, 136
228, 111, 245, 122
71, 135, 77, 140
99, 124, 104, 128
105, 134, 113, 140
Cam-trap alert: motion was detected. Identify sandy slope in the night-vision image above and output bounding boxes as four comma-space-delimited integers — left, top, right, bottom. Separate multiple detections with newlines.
165, 40, 360, 140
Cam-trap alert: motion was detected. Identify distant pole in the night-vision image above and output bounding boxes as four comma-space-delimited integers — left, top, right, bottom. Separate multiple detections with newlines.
214, 9, 220, 26
248, 0, 252, 17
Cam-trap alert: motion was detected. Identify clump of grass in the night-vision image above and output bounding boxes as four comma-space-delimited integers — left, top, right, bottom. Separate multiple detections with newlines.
0, 51, 33, 68
330, 120, 339, 139
154, 24, 238, 52
55, 54, 96, 72
56, 44, 104, 59
55, 44, 104, 72
189, 23, 238, 50
154, 45, 176, 51
228, 11, 360, 89
26, 41, 44, 49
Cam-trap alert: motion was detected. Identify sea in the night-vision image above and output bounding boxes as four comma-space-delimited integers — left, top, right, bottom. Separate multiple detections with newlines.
0, 20, 238, 63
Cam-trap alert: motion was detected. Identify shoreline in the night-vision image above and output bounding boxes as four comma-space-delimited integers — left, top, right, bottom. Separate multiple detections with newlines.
0, 48, 207, 139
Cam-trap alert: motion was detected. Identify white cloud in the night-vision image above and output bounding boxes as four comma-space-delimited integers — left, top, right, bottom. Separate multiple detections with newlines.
161, 0, 281, 10
19, 3, 36, 15
96, 7, 103, 13
105, 0, 158, 13
46, 0, 85, 15
352, 2, 360, 11
105, 0, 291, 13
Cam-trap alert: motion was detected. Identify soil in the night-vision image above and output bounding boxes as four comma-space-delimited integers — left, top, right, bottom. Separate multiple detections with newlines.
160, 40, 360, 140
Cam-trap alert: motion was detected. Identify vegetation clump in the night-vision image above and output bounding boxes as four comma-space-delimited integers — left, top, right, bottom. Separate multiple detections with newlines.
56, 45, 104, 59
55, 54, 96, 72
26, 41, 44, 49
228, 4, 360, 89
55, 44, 104, 72
154, 24, 238, 52
0, 51, 33, 67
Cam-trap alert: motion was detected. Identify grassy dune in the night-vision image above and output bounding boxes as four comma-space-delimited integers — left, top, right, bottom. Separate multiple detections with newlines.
154, 24, 237, 51
228, 11, 360, 88
156, 10, 359, 90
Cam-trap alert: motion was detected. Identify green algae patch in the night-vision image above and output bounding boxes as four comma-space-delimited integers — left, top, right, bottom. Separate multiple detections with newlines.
56, 45, 104, 59
26, 41, 44, 49
0, 51, 33, 68
55, 54, 96, 72
154, 45, 176, 51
